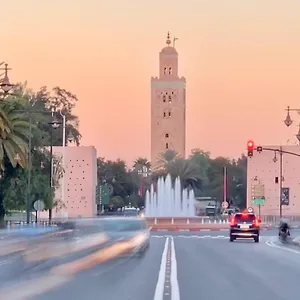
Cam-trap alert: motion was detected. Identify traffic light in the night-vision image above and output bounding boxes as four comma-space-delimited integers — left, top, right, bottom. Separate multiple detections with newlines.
257, 146, 263, 153
247, 140, 254, 157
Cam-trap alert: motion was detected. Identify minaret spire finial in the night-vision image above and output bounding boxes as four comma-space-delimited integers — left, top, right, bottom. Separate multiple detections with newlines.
166, 32, 171, 46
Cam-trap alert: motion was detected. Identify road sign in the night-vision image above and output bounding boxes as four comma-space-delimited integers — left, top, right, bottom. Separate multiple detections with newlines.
247, 207, 254, 213
251, 184, 265, 198
97, 184, 110, 205
107, 184, 114, 196
33, 200, 45, 211
281, 187, 290, 206
252, 198, 265, 205
222, 201, 229, 208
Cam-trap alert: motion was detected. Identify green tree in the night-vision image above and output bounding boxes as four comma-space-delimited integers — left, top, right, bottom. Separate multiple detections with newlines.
0, 98, 31, 169
109, 196, 125, 208
16, 85, 81, 147
189, 149, 210, 183
154, 149, 179, 172
166, 158, 203, 190
97, 158, 139, 206
1, 147, 54, 216
230, 154, 247, 208
133, 157, 151, 170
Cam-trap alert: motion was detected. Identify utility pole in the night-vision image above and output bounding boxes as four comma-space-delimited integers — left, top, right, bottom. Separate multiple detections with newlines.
279, 146, 283, 218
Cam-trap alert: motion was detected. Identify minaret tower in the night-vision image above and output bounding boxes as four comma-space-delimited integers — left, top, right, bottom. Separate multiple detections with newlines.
151, 32, 186, 165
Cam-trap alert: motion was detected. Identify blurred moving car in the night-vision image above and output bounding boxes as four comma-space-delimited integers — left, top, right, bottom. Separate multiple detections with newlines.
1, 216, 150, 286
101, 217, 150, 256
229, 209, 261, 243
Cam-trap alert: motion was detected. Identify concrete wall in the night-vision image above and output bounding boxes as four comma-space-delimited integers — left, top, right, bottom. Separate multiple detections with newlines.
247, 145, 300, 216
39, 146, 97, 219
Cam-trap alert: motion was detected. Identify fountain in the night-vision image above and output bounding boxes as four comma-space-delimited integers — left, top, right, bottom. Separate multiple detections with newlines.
144, 174, 196, 217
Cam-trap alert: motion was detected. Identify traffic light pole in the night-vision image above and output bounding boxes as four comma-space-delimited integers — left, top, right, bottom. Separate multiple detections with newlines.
279, 147, 283, 218
254, 146, 300, 218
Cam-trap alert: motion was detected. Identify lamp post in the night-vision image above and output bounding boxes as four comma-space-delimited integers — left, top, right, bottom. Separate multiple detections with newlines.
284, 106, 300, 143
0, 63, 14, 96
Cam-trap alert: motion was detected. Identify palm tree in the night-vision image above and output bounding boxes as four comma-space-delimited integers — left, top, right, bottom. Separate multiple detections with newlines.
167, 158, 202, 190
133, 157, 151, 171
0, 100, 30, 170
154, 149, 179, 172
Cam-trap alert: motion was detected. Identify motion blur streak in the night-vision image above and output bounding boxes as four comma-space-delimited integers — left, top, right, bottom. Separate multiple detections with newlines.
0, 274, 71, 300
129, 233, 148, 248
24, 232, 109, 262
51, 240, 135, 275
0, 241, 27, 256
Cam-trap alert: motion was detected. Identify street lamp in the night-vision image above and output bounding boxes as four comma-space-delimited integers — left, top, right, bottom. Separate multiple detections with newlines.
48, 110, 64, 223
284, 106, 300, 143
0, 63, 14, 95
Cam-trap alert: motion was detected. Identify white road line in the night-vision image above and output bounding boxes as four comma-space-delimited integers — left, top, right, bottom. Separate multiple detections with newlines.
170, 237, 180, 300
154, 237, 169, 300
265, 240, 300, 254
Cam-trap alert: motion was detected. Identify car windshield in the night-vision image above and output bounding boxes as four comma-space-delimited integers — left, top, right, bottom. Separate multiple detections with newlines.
235, 214, 255, 222
101, 219, 147, 231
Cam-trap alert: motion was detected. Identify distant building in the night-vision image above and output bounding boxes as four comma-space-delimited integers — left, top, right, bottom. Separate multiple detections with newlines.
151, 32, 186, 165
247, 145, 300, 216
39, 146, 97, 219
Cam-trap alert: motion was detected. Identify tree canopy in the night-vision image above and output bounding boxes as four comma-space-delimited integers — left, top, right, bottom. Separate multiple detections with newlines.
97, 150, 247, 210
0, 83, 81, 224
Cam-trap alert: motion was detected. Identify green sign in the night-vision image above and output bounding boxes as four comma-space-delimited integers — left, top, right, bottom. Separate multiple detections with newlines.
252, 198, 265, 205
96, 184, 110, 205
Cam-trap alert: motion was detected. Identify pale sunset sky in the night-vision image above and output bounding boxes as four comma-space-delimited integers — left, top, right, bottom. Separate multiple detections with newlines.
2, 0, 300, 166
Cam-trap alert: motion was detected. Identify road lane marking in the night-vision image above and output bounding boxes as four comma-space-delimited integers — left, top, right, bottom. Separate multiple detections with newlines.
265, 240, 300, 254
171, 237, 180, 300
153, 237, 180, 300
154, 237, 169, 300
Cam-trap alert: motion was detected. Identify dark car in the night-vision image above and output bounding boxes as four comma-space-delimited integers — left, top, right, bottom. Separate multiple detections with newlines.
229, 212, 261, 243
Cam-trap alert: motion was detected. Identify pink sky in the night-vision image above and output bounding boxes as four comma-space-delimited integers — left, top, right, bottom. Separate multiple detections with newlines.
2, 0, 300, 166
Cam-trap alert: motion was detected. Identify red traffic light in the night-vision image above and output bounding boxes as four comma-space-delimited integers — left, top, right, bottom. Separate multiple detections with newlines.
247, 140, 254, 150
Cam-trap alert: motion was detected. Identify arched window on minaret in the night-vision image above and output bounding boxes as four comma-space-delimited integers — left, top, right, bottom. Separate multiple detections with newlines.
168, 111, 171, 117
164, 68, 167, 74
168, 95, 172, 103
163, 112, 166, 118
166, 143, 169, 149
165, 133, 169, 138
162, 95, 166, 102
169, 68, 172, 75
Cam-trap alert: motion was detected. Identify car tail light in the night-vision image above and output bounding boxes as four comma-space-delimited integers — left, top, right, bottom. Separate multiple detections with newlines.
253, 218, 260, 227
230, 217, 237, 226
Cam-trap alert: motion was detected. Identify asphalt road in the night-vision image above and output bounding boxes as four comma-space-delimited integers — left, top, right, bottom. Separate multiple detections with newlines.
1, 229, 300, 300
